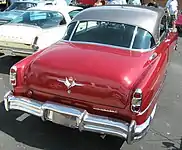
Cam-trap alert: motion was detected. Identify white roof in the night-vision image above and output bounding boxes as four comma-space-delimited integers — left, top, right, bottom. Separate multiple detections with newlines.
28, 5, 83, 13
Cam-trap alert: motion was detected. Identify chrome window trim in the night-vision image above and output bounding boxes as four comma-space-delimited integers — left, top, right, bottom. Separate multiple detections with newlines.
62, 40, 157, 52
68, 21, 79, 41
130, 26, 138, 49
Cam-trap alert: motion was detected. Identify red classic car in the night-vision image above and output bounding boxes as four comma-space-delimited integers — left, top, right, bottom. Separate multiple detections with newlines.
176, 10, 182, 32
70, 0, 95, 8
4, 5, 178, 144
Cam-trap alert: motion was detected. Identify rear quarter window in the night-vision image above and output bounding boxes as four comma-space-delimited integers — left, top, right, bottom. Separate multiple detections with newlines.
132, 27, 155, 49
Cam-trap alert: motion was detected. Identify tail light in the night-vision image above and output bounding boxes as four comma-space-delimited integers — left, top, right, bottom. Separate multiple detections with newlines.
10, 66, 17, 86
131, 88, 142, 113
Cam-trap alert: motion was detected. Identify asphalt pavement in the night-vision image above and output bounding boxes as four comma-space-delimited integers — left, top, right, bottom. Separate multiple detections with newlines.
0, 36, 182, 150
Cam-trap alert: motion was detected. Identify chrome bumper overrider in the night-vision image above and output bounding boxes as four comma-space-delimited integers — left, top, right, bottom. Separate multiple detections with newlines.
4, 91, 156, 144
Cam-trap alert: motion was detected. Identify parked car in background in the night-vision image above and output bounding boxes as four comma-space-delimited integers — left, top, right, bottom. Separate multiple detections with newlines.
43, 0, 68, 6
5, 0, 37, 11
176, 10, 182, 33
0, 5, 83, 57
4, 0, 63, 11
69, 0, 95, 8
4, 5, 178, 145
0, 10, 24, 25
0, 0, 69, 25
0, 0, 39, 25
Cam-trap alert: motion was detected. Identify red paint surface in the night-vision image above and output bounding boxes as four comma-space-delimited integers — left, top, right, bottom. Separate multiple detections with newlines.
12, 32, 178, 125
176, 14, 182, 26
77, 0, 96, 5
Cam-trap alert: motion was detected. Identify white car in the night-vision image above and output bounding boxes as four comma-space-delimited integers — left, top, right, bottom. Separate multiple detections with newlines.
5, 0, 68, 11
0, 5, 83, 57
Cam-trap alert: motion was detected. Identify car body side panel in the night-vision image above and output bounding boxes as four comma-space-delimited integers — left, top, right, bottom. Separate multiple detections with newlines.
166, 32, 178, 63
135, 32, 178, 124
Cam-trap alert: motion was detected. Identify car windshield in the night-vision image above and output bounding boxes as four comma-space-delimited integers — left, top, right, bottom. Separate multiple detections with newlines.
10, 10, 65, 28
64, 21, 155, 50
0, 10, 24, 20
6, 2, 37, 11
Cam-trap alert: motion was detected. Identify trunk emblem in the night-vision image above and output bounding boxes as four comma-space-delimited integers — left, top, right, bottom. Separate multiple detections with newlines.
57, 77, 84, 92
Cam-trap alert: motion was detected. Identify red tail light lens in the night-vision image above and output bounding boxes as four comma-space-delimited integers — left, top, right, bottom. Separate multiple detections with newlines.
131, 88, 142, 113
10, 66, 17, 86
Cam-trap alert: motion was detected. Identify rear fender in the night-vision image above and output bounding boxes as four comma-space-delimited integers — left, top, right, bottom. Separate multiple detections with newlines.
131, 55, 163, 124
12, 49, 45, 90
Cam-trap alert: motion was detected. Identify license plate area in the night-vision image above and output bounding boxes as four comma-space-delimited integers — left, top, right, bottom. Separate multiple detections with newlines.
45, 110, 79, 128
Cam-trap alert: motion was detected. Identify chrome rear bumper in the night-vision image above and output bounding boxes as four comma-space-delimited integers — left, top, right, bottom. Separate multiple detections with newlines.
4, 91, 156, 144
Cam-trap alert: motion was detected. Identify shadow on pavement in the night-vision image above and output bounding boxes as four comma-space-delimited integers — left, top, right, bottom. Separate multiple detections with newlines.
0, 56, 22, 74
0, 102, 124, 150
162, 138, 182, 150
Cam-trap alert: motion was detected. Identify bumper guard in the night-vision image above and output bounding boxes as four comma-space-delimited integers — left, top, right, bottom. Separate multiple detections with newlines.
4, 91, 156, 144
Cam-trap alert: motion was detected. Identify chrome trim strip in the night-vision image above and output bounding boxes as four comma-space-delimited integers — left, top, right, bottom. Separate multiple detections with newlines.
0, 47, 35, 56
0, 46, 33, 51
4, 91, 156, 144
69, 21, 79, 41
130, 26, 138, 49
62, 40, 152, 52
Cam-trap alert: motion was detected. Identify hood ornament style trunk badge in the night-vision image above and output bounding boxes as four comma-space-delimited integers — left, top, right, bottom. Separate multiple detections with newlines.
57, 77, 84, 94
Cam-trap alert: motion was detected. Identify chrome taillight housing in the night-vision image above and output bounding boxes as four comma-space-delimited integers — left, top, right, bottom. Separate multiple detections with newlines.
32, 44, 39, 51
131, 88, 142, 113
32, 36, 39, 51
10, 66, 17, 86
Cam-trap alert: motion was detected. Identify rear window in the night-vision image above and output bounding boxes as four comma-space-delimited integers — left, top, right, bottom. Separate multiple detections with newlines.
64, 21, 155, 50
0, 11, 23, 20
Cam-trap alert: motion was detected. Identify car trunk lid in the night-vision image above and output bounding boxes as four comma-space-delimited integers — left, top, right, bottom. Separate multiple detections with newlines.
0, 24, 42, 49
24, 42, 152, 109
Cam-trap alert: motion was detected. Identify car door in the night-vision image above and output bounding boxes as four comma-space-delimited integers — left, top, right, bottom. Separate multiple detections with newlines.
150, 15, 170, 95
148, 14, 178, 106
136, 16, 170, 112
163, 14, 178, 63
157, 14, 177, 65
